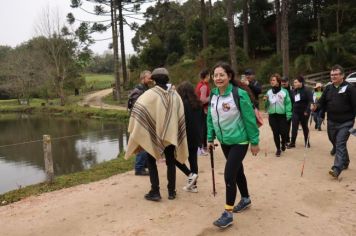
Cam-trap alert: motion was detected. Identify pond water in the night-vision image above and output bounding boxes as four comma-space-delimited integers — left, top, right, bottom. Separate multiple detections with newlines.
0, 114, 128, 194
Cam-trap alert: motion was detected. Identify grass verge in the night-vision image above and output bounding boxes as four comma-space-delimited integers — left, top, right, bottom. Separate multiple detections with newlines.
0, 154, 134, 206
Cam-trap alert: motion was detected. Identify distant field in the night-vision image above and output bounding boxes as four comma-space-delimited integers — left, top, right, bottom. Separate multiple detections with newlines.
83, 74, 114, 92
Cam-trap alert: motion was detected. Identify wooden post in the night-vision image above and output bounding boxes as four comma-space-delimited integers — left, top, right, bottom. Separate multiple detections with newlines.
43, 135, 54, 183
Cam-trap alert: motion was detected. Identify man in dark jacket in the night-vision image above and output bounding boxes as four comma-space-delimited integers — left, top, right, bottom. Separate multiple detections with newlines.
242, 69, 262, 108
314, 65, 356, 178
281, 77, 294, 143
128, 70, 152, 176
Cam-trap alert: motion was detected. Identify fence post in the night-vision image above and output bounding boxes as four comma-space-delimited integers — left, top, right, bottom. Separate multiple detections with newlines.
43, 135, 54, 183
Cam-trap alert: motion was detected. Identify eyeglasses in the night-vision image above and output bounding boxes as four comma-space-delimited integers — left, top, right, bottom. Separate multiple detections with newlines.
330, 73, 341, 77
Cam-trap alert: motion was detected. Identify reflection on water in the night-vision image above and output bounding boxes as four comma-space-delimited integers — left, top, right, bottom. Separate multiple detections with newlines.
0, 113, 128, 194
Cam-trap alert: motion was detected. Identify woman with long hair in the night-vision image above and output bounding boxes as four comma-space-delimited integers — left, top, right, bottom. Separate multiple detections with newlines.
264, 73, 292, 157
207, 62, 260, 228
175, 81, 203, 193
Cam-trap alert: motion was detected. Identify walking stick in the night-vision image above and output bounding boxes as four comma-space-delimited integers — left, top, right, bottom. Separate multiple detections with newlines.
209, 144, 218, 196
301, 115, 313, 177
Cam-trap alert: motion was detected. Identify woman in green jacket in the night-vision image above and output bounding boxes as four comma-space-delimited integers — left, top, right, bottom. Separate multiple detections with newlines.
264, 73, 292, 157
207, 62, 260, 228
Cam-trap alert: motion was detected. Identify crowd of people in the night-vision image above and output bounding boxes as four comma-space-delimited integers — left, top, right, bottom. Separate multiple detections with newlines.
124, 63, 356, 229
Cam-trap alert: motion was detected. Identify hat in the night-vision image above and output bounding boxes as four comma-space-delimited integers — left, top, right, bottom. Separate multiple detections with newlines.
151, 67, 169, 77
281, 76, 288, 82
314, 82, 322, 88
244, 69, 255, 75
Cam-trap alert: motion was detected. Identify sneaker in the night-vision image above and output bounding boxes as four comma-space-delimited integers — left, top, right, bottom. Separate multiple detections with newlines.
287, 143, 295, 149
328, 167, 341, 178
318, 127, 322, 131
233, 198, 251, 213
168, 191, 176, 200
330, 147, 336, 156
200, 149, 209, 156
183, 185, 198, 193
135, 169, 149, 176
281, 144, 286, 152
197, 147, 202, 156
144, 190, 161, 201
213, 211, 233, 228
342, 163, 349, 170
185, 173, 198, 189
275, 150, 281, 157
305, 142, 311, 148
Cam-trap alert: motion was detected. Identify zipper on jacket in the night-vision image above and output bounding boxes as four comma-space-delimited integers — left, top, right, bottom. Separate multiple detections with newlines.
216, 95, 224, 142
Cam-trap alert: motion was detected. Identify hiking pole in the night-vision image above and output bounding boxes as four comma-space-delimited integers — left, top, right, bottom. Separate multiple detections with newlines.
301, 115, 313, 177
209, 144, 218, 197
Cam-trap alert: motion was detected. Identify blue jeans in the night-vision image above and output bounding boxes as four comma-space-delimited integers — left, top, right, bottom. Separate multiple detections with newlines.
327, 120, 354, 171
135, 151, 148, 172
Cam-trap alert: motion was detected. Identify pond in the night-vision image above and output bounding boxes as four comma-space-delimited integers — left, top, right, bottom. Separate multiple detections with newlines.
0, 114, 128, 194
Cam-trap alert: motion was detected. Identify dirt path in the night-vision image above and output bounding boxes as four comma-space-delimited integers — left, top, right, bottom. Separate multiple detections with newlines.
79, 88, 126, 111
1, 119, 355, 236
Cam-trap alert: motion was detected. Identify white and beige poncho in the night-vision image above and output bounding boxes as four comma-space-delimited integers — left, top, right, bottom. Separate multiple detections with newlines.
125, 86, 189, 164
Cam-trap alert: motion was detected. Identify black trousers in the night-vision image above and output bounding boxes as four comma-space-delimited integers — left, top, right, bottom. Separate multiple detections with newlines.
268, 114, 288, 150
175, 146, 198, 176
286, 119, 292, 143
221, 144, 249, 206
146, 145, 176, 193
200, 112, 207, 149
291, 112, 310, 145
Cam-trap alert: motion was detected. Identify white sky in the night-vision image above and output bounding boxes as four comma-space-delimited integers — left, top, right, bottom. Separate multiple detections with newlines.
0, 0, 152, 55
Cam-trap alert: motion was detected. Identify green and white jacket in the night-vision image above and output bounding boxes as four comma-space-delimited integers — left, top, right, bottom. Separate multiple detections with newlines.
207, 83, 259, 146
264, 87, 292, 120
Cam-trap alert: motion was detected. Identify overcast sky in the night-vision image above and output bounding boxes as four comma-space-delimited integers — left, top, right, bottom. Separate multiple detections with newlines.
0, 0, 152, 55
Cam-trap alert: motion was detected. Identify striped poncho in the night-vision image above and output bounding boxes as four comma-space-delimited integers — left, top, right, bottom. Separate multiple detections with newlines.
125, 86, 189, 164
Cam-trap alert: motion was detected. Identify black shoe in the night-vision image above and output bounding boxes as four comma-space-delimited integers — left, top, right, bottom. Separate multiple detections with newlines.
287, 143, 295, 149
144, 190, 161, 201
135, 169, 149, 176
275, 150, 281, 157
317, 127, 322, 131
330, 148, 336, 156
168, 191, 176, 200
342, 163, 349, 170
329, 167, 341, 178
281, 144, 286, 151
305, 142, 311, 148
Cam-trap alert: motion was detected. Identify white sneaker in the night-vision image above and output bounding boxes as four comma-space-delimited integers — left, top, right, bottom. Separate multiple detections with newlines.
183, 185, 198, 193
186, 173, 198, 189
197, 148, 202, 156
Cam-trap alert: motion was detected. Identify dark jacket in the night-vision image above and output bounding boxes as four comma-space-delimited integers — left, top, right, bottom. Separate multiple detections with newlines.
318, 81, 356, 123
127, 83, 149, 110
248, 80, 262, 107
183, 99, 203, 149
292, 86, 313, 115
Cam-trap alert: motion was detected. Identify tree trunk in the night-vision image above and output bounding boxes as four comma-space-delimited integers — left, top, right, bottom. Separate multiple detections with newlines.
226, 0, 237, 73
111, 0, 121, 101
201, 0, 208, 49
118, 0, 128, 89
336, 0, 340, 35
275, 0, 281, 54
243, 0, 249, 57
208, 0, 212, 17
281, 0, 289, 78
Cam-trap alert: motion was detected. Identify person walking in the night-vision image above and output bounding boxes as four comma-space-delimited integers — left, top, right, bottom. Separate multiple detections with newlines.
207, 62, 260, 228
312, 83, 323, 131
264, 73, 292, 157
313, 65, 356, 178
281, 77, 294, 144
195, 69, 211, 156
175, 81, 202, 193
287, 76, 313, 149
241, 68, 262, 108
127, 70, 152, 176
125, 67, 189, 201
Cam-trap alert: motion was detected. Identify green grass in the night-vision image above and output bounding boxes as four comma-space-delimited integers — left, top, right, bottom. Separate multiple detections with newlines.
102, 93, 128, 107
82, 73, 114, 92
0, 154, 134, 206
0, 99, 129, 121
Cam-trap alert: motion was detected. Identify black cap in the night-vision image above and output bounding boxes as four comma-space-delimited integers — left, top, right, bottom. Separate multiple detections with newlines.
244, 69, 255, 75
281, 76, 288, 82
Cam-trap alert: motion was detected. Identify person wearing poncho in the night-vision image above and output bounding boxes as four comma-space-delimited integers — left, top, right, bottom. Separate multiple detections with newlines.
125, 67, 188, 201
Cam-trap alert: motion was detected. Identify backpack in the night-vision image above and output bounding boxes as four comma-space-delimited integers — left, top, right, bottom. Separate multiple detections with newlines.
127, 84, 146, 111
231, 86, 263, 128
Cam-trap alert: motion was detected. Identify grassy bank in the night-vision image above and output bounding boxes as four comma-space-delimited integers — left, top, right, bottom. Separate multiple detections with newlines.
0, 99, 129, 121
82, 73, 114, 92
0, 154, 134, 206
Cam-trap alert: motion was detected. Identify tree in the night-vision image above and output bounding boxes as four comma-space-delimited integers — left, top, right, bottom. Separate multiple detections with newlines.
281, 0, 289, 78
275, 0, 281, 53
226, 0, 237, 72
242, 0, 249, 56
200, 0, 208, 50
